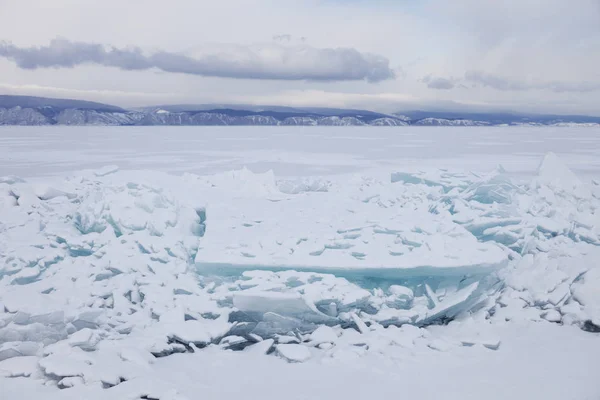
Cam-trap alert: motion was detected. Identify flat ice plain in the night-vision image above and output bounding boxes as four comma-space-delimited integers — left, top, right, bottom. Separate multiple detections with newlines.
2, 126, 600, 177
1, 126, 600, 400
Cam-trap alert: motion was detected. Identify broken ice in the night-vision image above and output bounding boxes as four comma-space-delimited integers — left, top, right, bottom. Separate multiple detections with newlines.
0, 151, 599, 395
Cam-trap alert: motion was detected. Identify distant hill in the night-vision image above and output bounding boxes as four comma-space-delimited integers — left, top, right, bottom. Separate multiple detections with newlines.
139, 104, 393, 119
1, 95, 599, 126
0, 95, 126, 113
397, 110, 600, 126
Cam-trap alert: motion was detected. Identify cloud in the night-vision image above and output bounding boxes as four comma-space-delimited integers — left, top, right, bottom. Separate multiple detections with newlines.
0, 83, 180, 105
426, 77, 456, 90
272, 34, 292, 42
422, 71, 600, 94
464, 71, 528, 91
231, 89, 420, 111
0, 38, 395, 83
1, 0, 599, 115
420, 75, 458, 90
465, 70, 600, 93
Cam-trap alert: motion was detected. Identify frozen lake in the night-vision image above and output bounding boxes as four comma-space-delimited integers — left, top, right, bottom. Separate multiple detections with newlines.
1, 125, 600, 400
1, 126, 600, 178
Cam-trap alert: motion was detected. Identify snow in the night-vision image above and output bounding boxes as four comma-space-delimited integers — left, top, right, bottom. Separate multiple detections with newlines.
0, 342, 41, 361
389, 285, 414, 299
350, 312, 369, 334
0, 356, 38, 377
275, 344, 312, 362
0, 126, 599, 399
414, 118, 490, 126
420, 282, 482, 325
1, 126, 600, 179
308, 326, 338, 345
3, 322, 597, 400
369, 117, 409, 126
571, 268, 600, 325
536, 152, 583, 192
244, 338, 274, 355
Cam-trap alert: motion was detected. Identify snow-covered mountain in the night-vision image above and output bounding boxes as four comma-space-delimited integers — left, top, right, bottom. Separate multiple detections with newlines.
1, 95, 600, 126
281, 116, 318, 126
0, 106, 49, 125
399, 110, 600, 126
413, 118, 490, 126
369, 117, 409, 126
55, 109, 143, 126
0, 102, 407, 127
549, 122, 600, 127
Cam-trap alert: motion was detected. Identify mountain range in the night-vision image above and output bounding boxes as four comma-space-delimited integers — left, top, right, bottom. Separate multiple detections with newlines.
1, 95, 599, 127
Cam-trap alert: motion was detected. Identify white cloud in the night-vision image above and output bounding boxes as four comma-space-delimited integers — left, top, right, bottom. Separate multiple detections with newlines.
464, 71, 600, 93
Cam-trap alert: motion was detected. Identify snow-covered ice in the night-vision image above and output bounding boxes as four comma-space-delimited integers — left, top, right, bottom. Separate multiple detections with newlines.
275, 343, 312, 362
2, 126, 600, 178
1, 126, 600, 399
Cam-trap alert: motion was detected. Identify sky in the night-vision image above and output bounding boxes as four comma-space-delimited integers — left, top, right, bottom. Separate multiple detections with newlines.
0, 0, 599, 115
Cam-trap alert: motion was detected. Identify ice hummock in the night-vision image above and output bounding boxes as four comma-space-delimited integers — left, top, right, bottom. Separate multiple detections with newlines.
210, 269, 495, 338
1, 152, 599, 393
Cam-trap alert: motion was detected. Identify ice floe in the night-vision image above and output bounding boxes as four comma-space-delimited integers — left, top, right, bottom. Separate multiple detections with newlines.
0, 152, 599, 396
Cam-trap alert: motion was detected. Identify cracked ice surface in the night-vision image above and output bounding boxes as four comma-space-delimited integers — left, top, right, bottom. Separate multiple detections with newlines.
195, 168, 509, 274
0, 151, 600, 399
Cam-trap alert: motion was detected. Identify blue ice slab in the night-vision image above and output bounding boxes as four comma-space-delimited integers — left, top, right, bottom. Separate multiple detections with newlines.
196, 261, 505, 291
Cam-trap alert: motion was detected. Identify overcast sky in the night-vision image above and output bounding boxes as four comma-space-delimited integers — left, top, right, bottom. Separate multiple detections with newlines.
1, 0, 599, 114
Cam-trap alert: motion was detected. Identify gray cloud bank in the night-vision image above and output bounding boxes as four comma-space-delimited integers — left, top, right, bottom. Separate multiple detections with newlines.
424, 70, 600, 93
465, 71, 600, 93
0, 39, 394, 83
426, 77, 456, 90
